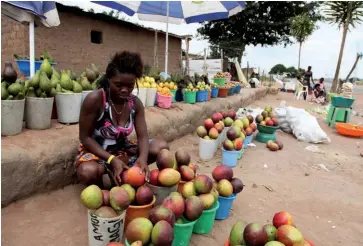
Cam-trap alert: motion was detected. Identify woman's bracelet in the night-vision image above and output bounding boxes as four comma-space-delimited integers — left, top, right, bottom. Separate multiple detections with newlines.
107, 155, 116, 165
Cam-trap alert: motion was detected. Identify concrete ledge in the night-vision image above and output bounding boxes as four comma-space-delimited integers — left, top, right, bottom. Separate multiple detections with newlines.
1, 88, 268, 207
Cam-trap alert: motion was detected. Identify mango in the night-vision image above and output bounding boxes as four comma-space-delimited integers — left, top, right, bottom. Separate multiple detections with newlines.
181, 181, 196, 199
80, 184, 103, 210
121, 184, 136, 202
149, 205, 175, 226
125, 217, 153, 245
198, 193, 215, 210
212, 165, 233, 182
94, 206, 118, 218
217, 179, 233, 197
124, 166, 146, 188
136, 185, 154, 205
161, 192, 185, 219
229, 220, 246, 246
158, 168, 181, 187
194, 175, 213, 194
151, 220, 174, 246
184, 196, 203, 221
110, 187, 131, 212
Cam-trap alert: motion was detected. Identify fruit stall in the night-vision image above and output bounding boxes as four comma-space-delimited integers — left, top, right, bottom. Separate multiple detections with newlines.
1, 60, 245, 137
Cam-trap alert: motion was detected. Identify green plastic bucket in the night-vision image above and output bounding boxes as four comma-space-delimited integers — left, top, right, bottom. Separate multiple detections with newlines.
184, 91, 196, 104
172, 217, 197, 246
214, 78, 226, 86
238, 148, 244, 160
171, 90, 176, 102
193, 201, 220, 235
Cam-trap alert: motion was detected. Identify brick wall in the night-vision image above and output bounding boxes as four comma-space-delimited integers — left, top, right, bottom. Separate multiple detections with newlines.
1, 10, 182, 75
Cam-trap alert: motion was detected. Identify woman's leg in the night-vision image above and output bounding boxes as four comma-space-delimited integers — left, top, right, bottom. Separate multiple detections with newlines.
148, 137, 170, 164
76, 161, 105, 186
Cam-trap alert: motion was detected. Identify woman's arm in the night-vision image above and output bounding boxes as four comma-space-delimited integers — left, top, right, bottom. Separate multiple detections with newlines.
79, 90, 113, 162
133, 96, 149, 165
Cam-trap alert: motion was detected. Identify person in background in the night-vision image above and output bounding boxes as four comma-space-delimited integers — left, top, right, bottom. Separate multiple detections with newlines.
302, 66, 314, 100
313, 77, 326, 101
76, 51, 169, 187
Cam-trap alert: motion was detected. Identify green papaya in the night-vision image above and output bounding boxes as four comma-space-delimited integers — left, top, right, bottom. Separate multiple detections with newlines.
91, 63, 99, 78
15, 92, 24, 100
52, 67, 60, 80
80, 71, 86, 77
29, 70, 40, 88
60, 71, 73, 90
40, 92, 47, 98
7, 82, 22, 96
71, 71, 77, 81
40, 59, 53, 78
80, 76, 92, 91
49, 87, 57, 97
7, 95, 14, 100
1, 87, 9, 100
56, 83, 62, 92
26, 87, 37, 98
1, 81, 8, 89
24, 80, 30, 91
61, 88, 73, 94
36, 88, 43, 97
50, 74, 59, 88
39, 72, 52, 93
73, 81, 83, 93
91, 82, 97, 90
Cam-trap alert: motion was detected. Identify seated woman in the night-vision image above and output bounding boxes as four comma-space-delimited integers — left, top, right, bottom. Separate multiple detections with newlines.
313, 77, 326, 98
75, 51, 169, 187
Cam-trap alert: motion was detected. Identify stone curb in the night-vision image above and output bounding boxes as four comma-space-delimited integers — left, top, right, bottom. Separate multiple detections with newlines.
1, 88, 268, 207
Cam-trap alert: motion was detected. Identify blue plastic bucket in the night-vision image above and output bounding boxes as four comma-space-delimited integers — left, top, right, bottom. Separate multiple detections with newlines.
228, 87, 234, 96
215, 194, 237, 220
234, 85, 242, 94
222, 148, 239, 167
238, 148, 244, 160
243, 135, 253, 149
203, 90, 209, 101
196, 91, 204, 102
16, 60, 56, 77
211, 88, 219, 98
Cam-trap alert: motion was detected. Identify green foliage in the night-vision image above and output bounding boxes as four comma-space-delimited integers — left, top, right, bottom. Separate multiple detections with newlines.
269, 64, 287, 74
198, 2, 322, 61
325, 2, 363, 30
291, 13, 317, 43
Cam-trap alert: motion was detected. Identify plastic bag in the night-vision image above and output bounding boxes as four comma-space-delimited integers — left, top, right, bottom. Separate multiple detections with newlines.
286, 107, 330, 143
274, 101, 292, 133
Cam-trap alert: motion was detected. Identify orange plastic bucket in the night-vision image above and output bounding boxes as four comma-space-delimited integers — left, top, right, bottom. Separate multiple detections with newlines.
124, 195, 156, 230
224, 237, 230, 246
335, 123, 363, 137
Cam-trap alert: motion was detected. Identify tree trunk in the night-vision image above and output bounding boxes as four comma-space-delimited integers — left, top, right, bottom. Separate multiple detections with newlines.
298, 42, 302, 70
330, 19, 350, 93
345, 54, 361, 82
185, 37, 190, 76
237, 44, 246, 66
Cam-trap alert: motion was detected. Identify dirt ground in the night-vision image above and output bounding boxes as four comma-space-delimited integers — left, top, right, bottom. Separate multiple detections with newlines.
2, 92, 363, 246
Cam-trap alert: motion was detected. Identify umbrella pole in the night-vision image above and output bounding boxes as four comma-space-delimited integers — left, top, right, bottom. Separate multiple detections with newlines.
165, 0, 169, 75
29, 18, 35, 78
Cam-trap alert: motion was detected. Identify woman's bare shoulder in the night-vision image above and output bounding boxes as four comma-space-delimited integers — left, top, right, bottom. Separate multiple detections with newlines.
82, 89, 104, 110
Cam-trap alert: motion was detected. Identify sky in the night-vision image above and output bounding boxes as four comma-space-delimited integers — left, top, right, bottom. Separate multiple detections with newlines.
61, 1, 363, 79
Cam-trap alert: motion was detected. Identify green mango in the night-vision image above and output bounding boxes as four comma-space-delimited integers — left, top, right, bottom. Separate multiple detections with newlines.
60, 71, 73, 90
15, 92, 24, 100
91, 63, 99, 78
52, 67, 60, 80
91, 82, 97, 90
29, 70, 40, 88
7, 82, 22, 96
50, 74, 59, 88
39, 72, 52, 93
1, 81, 8, 89
26, 87, 37, 98
7, 95, 14, 100
40, 59, 53, 78
73, 81, 83, 93
36, 88, 43, 97
1, 87, 9, 100
49, 87, 57, 97
56, 83, 62, 92
40, 92, 47, 98
80, 76, 92, 91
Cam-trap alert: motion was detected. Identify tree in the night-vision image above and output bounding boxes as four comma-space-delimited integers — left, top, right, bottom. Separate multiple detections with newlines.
198, 2, 322, 63
286, 66, 298, 76
269, 64, 287, 74
345, 52, 363, 82
291, 13, 317, 70
209, 46, 221, 59
325, 1, 363, 92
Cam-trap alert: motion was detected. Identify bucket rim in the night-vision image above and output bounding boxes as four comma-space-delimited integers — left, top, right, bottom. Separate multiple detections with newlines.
202, 200, 220, 214
222, 148, 239, 153
146, 182, 178, 190
25, 96, 54, 101
128, 195, 156, 209
87, 208, 126, 221
56, 92, 82, 95
218, 193, 237, 200
1, 98, 25, 102
174, 216, 198, 227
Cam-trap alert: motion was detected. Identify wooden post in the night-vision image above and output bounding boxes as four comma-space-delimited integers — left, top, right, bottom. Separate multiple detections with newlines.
154, 31, 158, 68
185, 36, 191, 76
220, 48, 223, 71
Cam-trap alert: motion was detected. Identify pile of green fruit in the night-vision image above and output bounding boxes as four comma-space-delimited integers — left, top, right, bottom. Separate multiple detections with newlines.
195, 81, 211, 91
77, 63, 102, 91
1, 80, 25, 100
184, 83, 198, 92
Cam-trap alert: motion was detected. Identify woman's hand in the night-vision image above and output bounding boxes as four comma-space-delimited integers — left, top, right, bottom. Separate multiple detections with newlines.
110, 158, 129, 184
136, 158, 150, 179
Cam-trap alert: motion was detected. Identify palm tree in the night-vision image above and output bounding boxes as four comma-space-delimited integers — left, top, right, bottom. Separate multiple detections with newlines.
345, 52, 363, 82
325, 2, 363, 92
291, 14, 317, 70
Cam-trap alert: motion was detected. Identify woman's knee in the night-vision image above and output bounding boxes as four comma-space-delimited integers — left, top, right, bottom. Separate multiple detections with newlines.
77, 161, 104, 185
149, 138, 169, 155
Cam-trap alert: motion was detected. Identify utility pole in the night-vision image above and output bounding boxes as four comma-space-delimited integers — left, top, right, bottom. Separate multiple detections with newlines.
220, 49, 224, 71
154, 31, 158, 68
247, 61, 249, 82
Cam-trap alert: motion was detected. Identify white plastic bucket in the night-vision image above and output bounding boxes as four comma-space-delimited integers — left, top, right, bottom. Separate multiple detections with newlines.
25, 97, 54, 130
88, 209, 126, 246
145, 88, 157, 107
199, 137, 217, 160
82, 90, 93, 104
1, 99, 25, 136
55, 93, 82, 124
132, 88, 147, 106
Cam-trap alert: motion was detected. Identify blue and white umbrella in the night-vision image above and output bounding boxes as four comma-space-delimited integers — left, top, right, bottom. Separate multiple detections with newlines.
2, 1, 60, 77
92, 1, 246, 74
